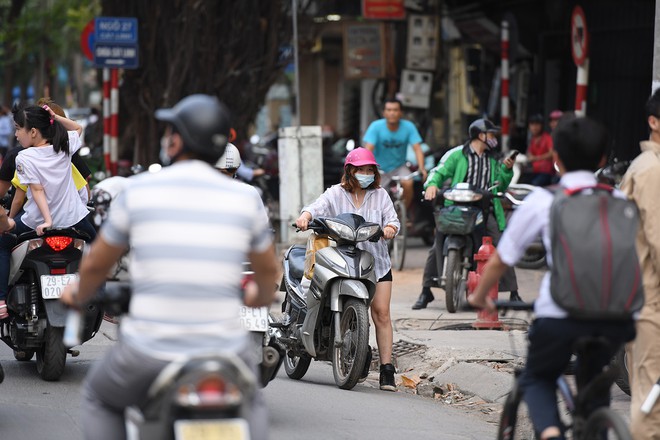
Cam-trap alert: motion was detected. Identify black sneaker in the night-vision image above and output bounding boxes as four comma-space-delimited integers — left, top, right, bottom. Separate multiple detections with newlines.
379, 363, 396, 391
358, 346, 372, 383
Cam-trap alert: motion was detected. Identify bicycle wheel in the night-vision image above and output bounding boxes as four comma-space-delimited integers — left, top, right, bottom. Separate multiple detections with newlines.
389, 200, 407, 271
582, 407, 632, 440
497, 378, 532, 440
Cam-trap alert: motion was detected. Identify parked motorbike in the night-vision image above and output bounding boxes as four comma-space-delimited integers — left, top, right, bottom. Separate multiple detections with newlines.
503, 159, 633, 271
239, 262, 284, 387
89, 175, 131, 281
433, 183, 497, 313
66, 281, 258, 439
502, 183, 547, 270
0, 228, 103, 381
275, 213, 382, 390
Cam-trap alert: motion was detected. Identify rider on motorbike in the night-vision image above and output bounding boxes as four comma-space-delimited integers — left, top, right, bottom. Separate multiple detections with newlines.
412, 119, 521, 309
60, 95, 279, 440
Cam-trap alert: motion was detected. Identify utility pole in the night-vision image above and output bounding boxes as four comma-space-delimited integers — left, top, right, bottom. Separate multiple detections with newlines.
653, 0, 660, 94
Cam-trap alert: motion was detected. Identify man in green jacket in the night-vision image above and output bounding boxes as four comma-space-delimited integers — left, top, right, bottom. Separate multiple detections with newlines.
412, 119, 520, 309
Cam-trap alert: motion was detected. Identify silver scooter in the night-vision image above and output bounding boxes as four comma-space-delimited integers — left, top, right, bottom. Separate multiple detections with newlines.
274, 213, 382, 390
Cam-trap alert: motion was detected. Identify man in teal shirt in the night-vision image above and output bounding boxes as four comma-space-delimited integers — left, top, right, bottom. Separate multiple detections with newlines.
412, 118, 520, 309
363, 98, 427, 209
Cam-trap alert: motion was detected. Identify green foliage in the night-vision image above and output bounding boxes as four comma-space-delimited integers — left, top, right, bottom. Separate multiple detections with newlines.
0, 0, 100, 92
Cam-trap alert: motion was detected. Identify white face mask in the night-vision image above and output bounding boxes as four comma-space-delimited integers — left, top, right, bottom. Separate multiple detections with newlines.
355, 173, 375, 188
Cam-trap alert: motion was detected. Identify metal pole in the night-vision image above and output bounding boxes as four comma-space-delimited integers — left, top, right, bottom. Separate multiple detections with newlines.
292, 0, 301, 126
102, 68, 111, 176
653, 0, 660, 94
575, 59, 589, 117
280, 0, 304, 244
110, 69, 119, 176
501, 21, 510, 153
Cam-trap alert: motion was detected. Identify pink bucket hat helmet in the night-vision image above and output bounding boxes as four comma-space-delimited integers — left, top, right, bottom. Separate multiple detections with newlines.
344, 147, 379, 168
549, 110, 563, 120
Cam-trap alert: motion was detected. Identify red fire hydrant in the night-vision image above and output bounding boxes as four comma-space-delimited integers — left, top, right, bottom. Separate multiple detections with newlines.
467, 236, 502, 329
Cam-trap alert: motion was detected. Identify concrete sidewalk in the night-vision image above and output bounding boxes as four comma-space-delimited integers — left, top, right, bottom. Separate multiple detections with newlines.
375, 263, 631, 428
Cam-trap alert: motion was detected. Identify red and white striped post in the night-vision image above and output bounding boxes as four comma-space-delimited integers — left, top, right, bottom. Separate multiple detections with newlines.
501, 20, 510, 153
102, 68, 112, 176
110, 69, 119, 176
575, 59, 589, 117
571, 6, 589, 117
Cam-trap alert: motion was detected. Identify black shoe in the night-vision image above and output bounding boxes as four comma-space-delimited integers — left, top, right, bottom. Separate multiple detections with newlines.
509, 291, 523, 302
358, 346, 372, 383
412, 289, 434, 310
379, 363, 396, 391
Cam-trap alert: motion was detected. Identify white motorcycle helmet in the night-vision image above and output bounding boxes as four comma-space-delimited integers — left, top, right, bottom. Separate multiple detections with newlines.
214, 142, 242, 170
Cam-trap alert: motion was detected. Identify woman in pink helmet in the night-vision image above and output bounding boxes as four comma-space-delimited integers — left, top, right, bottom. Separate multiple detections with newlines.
295, 147, 400, 391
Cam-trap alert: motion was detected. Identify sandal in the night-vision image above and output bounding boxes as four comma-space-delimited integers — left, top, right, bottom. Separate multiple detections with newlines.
0, 301, 8, 320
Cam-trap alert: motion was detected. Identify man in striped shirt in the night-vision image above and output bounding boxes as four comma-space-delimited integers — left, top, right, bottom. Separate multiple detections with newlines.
61, 95, 278, 440
412, 118, 520, 309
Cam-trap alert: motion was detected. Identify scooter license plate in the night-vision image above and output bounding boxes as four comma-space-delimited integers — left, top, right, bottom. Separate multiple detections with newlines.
239, 306, 269, 332
40, 274, 78, 300
174, 418, 249, 440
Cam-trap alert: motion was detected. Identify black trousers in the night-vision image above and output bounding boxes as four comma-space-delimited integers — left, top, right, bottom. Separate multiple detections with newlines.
519, 318, 635, 435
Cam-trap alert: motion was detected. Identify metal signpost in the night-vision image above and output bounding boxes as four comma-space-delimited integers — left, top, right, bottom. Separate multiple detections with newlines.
93, 17, 139, 69
571, 6, 589, 117
86, 17, 140, 176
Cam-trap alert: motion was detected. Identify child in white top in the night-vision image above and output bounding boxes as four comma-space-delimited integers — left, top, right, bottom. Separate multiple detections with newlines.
14, 104, 90, 234
0, 103, 96, 318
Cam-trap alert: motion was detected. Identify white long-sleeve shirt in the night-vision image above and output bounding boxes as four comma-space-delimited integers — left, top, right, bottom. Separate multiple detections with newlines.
303, 184, 400, 280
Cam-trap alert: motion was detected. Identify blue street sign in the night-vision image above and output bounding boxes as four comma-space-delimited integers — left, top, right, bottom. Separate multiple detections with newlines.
93, 17, 139, 69
94, 44, 139, 69
95, 17, 138, 43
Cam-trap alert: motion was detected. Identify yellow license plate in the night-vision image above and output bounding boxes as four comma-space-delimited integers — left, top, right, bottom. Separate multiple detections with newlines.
174, 419, 250, 440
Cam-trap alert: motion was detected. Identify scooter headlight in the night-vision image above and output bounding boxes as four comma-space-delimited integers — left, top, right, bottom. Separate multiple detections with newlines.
443, 189, 483, 202
356, 225, 381, 242
326, 220, 355, 241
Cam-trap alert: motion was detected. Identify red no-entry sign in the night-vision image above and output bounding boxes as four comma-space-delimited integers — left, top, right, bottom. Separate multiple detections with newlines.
571, 6, 589, 66
80, 19, 95, 61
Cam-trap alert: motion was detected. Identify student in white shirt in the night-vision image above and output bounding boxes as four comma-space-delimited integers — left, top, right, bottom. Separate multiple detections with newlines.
468, 116, 636, 440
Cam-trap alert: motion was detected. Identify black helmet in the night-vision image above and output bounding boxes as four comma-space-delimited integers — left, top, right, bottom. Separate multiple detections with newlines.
468, 118, 500, 140
155, 94, 231, 161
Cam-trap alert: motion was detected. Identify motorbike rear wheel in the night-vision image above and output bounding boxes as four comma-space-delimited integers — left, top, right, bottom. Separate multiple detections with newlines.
332, 298, 370, 390
284, 350, 311, 380
36, 325, 67, 381
444, 249, 463, 313
613, 346, 631, 396
515, 247, 547, 270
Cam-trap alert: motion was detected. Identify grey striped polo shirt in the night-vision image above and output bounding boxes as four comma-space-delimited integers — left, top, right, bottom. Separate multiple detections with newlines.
101, 160, 273, 359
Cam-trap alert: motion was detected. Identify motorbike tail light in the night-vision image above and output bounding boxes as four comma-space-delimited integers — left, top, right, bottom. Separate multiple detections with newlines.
175, 374, 243, 408
45, 236, 73, 252
50, 268, 66, 275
